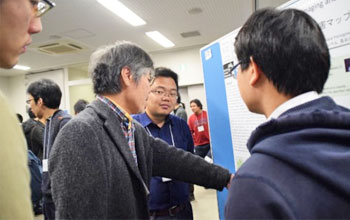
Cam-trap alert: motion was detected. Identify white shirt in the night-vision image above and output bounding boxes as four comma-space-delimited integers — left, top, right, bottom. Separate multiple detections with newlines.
268, 91, 320, 120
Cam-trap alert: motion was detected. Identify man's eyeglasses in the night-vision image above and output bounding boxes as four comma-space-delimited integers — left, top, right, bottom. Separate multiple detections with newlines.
33, 0, 56, 17
26, 99, 34, 104
230, 62, 241, 79
151, 88, 178, 98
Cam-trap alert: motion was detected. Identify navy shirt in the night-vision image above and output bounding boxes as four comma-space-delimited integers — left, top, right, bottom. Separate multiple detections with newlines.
133, 113, 194, 211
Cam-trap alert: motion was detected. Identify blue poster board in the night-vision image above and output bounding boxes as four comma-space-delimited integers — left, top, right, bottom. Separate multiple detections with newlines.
200, 42, 235, 219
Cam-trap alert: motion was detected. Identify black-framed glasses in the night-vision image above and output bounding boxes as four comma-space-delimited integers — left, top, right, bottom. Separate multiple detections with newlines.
230, 62, 241, 79
151, 88, 178, 98
34, 0, 56, 17
26, 99, 34, 104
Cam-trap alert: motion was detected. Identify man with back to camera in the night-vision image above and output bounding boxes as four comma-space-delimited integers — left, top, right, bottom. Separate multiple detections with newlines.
0, 0, 55, 218
22, 107, 45, 160
173, 94, 188, 122
73, 99, 89, 115
188, 99, 211, 158
49, 41, 233, 219
133, 67, 195, 219
27, 78, 71, 220
225, 8, 350, 219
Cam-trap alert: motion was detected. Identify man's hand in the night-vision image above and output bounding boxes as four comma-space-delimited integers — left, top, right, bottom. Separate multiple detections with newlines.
226, 174, 235, 189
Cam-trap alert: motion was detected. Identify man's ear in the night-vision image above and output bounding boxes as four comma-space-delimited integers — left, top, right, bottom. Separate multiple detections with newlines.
38, 97, 43, 106
120, 66, 133, 87
249, 56, 263, 86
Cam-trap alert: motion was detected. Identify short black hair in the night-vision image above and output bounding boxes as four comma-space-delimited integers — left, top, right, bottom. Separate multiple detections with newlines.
176, 94, 181, 104
27, 79, 62, 109
235, 8, 330, 96
74, 99, 89, 114
190, 99, 202, 110
153, 67, 179, 90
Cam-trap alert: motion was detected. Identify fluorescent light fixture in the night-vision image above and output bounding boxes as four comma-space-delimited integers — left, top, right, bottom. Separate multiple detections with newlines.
13, 65, 31, 71
146, 31, 175, 48
97, 0, 146, 26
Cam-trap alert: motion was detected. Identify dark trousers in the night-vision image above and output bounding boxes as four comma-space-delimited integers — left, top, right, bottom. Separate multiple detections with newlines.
43, 201, 55, 220
150, 201, 193, 220
194, 144, 211, 158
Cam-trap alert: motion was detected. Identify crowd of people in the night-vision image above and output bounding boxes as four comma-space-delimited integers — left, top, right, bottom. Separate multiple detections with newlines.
1, 0, 350, 219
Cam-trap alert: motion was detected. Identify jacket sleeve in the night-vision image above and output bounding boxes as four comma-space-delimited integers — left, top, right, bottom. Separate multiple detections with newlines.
49, 120, 108, 219
183, 122, 194, 154
187, 116, 197, 142
0, 95, 33, 219
150, 134, 230, 191
177, 110, 188, 122
225, 175, 295, 219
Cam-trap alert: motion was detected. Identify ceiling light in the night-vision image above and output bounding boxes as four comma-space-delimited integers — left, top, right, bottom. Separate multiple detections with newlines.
146, 31, 175, 48
188, 7, 203, 15
13, 65, 31, 71
97, 0, 146, 26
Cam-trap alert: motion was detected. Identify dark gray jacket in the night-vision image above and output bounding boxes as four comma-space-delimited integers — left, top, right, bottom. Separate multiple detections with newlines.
49, 99, 230, 219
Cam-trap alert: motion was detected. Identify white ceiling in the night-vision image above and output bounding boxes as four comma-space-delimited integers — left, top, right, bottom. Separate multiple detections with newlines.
0, 0, 289, 76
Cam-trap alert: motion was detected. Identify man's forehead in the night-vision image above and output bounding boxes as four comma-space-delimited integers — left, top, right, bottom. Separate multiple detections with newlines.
152, 77, 176, 86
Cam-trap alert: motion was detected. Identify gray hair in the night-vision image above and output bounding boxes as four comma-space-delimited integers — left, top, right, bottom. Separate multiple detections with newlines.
89, 41, 154, 95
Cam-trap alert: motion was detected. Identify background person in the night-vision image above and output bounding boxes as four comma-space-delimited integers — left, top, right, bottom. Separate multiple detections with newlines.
73, 99, 89, 115
225, 8, 350, 219
173, 94, 187, 122
188, 99, 211, 158
27, 78, 71, 220
22, 107, 45, 160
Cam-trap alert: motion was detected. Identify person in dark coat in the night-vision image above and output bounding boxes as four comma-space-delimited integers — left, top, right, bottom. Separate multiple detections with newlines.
22, 108, 45, 160
49, 41, 233, 219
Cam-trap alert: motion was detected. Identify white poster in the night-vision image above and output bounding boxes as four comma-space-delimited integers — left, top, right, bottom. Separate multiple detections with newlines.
216, 0, 350, 171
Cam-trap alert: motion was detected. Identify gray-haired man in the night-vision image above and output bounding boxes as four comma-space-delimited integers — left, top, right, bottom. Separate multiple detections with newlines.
49, 41, 233, 219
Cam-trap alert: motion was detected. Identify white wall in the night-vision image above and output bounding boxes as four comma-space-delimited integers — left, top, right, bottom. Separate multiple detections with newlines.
0, 76, 9, 96
7, 75, 27, 120
4, 46, 208, 120
151, 45, 205, 86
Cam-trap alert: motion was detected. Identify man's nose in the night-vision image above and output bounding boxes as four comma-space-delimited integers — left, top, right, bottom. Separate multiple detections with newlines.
29, 17, 43, 34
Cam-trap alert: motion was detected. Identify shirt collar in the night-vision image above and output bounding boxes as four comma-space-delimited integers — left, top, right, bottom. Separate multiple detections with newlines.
97, 95, 133, 129
268, 91, 319, 120
137, 112, 173, 128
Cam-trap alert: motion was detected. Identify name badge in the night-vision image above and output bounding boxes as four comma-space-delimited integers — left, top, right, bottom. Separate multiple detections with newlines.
198, 125, 204, 132
162, 177, 172, 182
43, 159, 48, 172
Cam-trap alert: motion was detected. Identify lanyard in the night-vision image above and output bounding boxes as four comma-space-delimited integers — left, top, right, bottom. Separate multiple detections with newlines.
146, 124, 175, 147
43, 117, 52, 159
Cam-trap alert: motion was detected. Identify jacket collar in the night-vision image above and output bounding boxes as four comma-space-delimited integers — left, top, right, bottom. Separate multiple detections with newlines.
89, 99, 146, 186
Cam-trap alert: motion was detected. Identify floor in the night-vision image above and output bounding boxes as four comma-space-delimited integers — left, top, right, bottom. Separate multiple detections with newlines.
34, 185, 219, 220
192, 185, 220, 220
